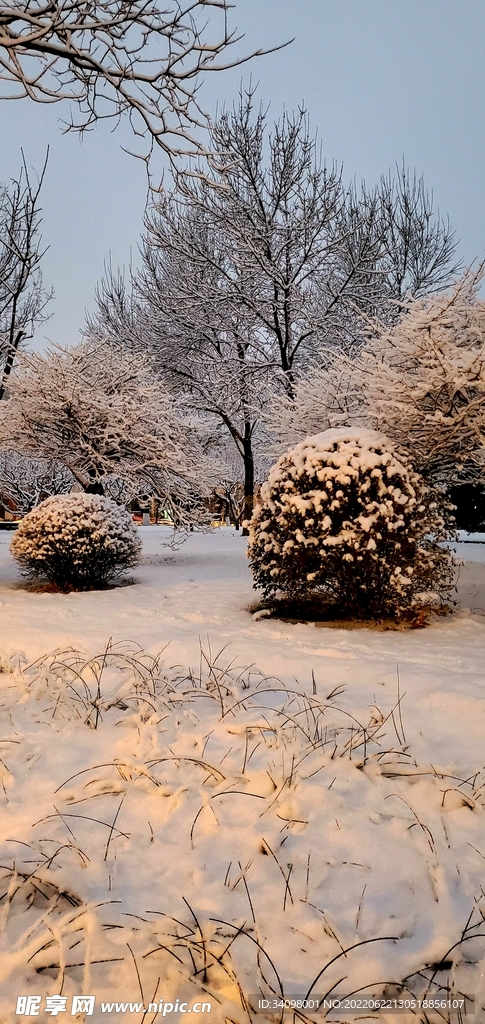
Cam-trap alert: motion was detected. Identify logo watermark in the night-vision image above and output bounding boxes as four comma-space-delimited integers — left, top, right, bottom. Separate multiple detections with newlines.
15, 995, 212, 1016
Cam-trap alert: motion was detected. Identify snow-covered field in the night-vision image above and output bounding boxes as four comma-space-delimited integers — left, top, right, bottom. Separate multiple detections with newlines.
0, 528, 484, 1022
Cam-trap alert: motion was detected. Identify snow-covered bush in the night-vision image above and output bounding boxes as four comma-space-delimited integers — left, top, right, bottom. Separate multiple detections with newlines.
247, 428, 456, 620
11, 493, 142, 589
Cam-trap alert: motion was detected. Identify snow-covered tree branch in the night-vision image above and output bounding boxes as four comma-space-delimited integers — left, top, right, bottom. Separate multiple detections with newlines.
0, 1, 285, 160
376, 163, 461, 303
0, 153, 52, 400
87, 93, 461, 519
0, 451, 72, 515
0, 337, 220, 529
267, 270, 485, 486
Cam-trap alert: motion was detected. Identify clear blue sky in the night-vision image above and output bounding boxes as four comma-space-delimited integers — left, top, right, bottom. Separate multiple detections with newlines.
1, 0, 484, 348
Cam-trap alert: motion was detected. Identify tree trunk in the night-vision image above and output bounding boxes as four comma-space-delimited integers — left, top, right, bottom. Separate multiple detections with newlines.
0, 329, 25, 402
242, 435, 254, 536
151, 495, 160, 522
84, 472, 104, 495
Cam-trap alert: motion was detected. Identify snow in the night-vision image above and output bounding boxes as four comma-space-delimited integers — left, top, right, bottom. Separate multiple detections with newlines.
458, 530, 485, 545
305, 426, 395, 448
0, 527, 484, 1021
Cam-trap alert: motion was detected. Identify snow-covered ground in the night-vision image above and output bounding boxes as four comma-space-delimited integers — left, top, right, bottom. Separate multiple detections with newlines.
0, 528, 484, 1022
457, 531, 485, 544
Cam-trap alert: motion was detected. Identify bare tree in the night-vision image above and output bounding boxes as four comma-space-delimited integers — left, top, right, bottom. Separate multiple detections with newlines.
165, 94, 370, 388
0, 1, 285, 160
0, 153, 51, 400
88, 93, 461, 520
90, 95, 373, 521
90, 227, 268, 524
140, 93, 460, 384
213, 479, 244, 527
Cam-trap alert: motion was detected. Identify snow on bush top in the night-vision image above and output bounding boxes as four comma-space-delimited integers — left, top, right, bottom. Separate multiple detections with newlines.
269, 426, 408, 484
264, 428, 418, 526
11, 493, 142, 588
247, 427, 456, 618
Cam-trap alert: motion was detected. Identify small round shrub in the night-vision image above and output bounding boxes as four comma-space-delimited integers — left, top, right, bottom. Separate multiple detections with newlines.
247, 428, 456, 620
11, 493, 142, 590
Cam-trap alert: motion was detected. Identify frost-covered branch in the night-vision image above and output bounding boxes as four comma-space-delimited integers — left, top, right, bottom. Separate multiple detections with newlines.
0, 1, 286, 159
0, 153, 52, 399
377, 164, 462, 302
0, 451, 72, 514
87, 93, 462, 517
267, 271, 485, 486
0, 337, 220, 528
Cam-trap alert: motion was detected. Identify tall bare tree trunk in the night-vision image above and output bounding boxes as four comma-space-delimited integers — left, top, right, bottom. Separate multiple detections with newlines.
242, 432, 254, 535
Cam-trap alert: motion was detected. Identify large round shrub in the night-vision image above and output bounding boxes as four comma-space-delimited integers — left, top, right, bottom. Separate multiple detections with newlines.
11, 493, 142, 589
247, 428, 456, 620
